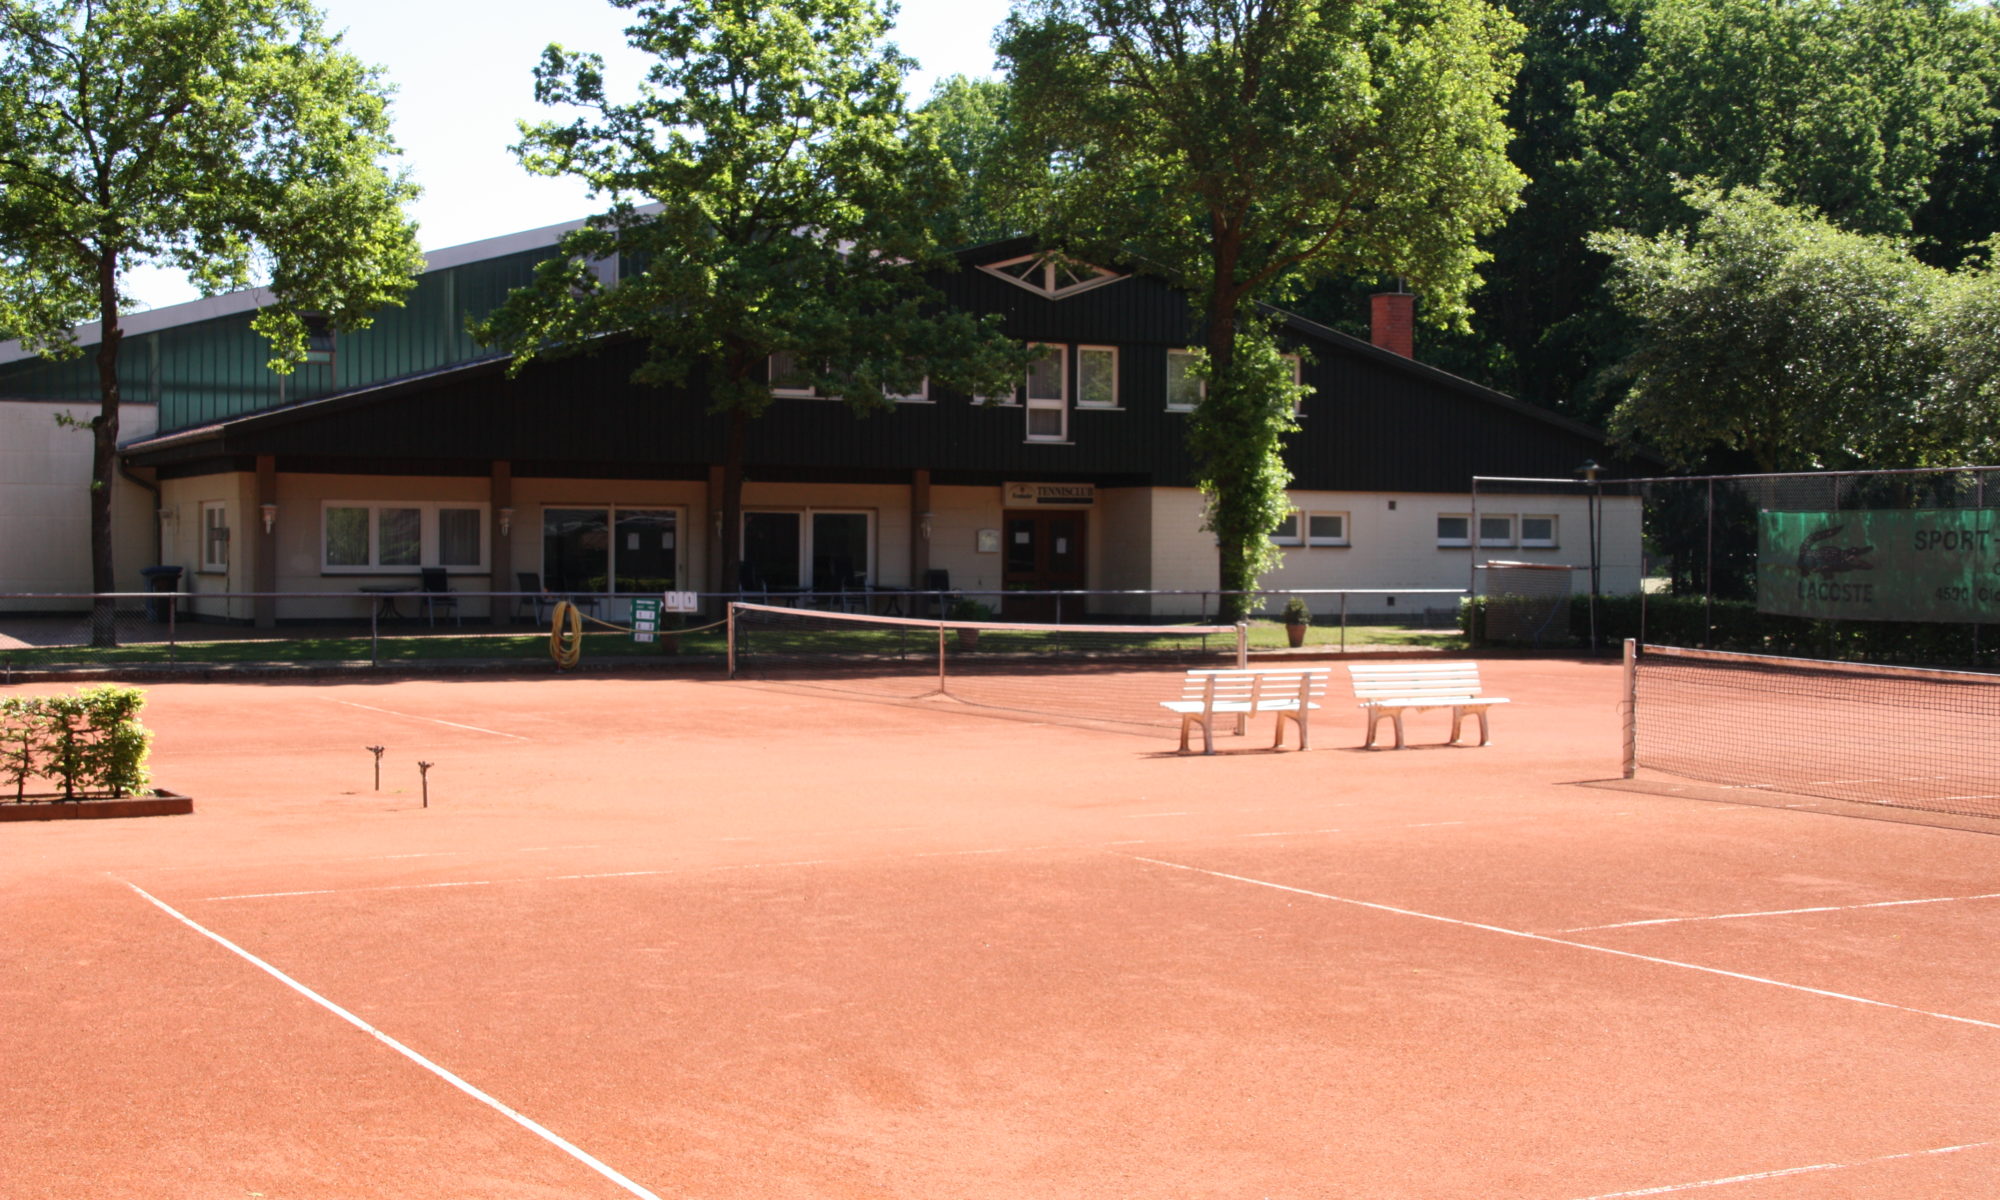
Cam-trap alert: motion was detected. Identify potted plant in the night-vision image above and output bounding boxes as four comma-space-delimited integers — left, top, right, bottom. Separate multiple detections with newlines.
1281, 596, 1311, 648
948, 597, 994, 649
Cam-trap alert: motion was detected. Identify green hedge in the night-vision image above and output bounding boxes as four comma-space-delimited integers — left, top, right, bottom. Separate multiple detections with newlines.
1462, 594, 2000, 670
0, 685, 153, 801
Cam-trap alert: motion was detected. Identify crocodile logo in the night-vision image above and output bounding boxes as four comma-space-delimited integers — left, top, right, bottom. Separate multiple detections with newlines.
1796, 524, 1875, 578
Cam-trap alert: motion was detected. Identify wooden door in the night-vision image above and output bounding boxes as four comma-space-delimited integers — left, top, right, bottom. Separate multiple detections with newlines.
1003, 512, 1087, 621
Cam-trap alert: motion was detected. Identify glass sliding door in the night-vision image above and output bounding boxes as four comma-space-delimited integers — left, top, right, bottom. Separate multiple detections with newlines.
742, 511, 802, 590
811, 511, 870, 590
614, 509, 679, 593
543, 508, 609, 594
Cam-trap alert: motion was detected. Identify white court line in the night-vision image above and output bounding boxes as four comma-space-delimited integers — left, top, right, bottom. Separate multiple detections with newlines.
329, 699, 529, 741
1125, 856, 2000, 1031
121, 881, 661, 1200
1568, 1140, 1993, 1198
1561, 891, 2000, 932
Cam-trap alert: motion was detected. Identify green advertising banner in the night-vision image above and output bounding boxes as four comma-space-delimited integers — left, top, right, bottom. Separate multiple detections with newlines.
1758, 509, 2000, 622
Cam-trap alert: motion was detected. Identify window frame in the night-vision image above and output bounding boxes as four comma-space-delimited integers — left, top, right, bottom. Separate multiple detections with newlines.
1436, 514, 1471, 548
200, 501, 230, 573
1165, 348, 1205, 412
1075, 344, 1119, 409
1520, 515, 1558, 549
1269, 510, 1303, 547
767, 351, 819, 399
320, 501, 490, 575
1306, 511, 1349, 547
884, 376, 931, 403
1025, 343, 1069, 442
1479, 514, 1517, 549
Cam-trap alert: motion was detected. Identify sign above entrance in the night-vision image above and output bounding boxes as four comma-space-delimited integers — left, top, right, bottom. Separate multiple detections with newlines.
1005, 482, 1095, 508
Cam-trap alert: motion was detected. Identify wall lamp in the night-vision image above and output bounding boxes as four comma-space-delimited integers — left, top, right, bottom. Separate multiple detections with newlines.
260, 502, 278, 534
919, 510, 934, 541
497, 506, 514, 536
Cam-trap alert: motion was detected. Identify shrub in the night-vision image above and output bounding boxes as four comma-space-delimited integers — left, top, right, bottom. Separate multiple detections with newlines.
1281, 596, 1311, 625
0, 685, 152, 801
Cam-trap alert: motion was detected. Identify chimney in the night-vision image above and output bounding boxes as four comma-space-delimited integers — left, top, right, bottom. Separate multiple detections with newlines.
1370, 288, 1414, 359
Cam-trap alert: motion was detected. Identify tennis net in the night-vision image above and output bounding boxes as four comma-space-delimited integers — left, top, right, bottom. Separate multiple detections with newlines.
1626, 643, 2000, 818
727, 602, 1246, 729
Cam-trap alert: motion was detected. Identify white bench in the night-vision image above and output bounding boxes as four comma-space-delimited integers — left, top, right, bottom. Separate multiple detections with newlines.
1162, 667, 1330, 755
1346, 662, 1508, 749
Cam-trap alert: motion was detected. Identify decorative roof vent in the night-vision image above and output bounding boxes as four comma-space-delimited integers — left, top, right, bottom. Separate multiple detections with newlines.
979, 251, 1124, 300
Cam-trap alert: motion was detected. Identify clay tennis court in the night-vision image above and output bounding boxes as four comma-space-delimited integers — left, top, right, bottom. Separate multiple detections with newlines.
4, 657, 1997, 1198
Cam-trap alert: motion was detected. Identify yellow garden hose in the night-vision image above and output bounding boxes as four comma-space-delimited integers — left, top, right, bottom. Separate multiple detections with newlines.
550, 600, 585, 669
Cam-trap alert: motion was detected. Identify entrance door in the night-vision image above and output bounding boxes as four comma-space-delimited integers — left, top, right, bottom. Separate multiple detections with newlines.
1003, 512, 1086, 621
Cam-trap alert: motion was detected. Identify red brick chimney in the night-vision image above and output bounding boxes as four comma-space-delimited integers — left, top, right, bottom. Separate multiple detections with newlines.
1370, 289, 1414, 358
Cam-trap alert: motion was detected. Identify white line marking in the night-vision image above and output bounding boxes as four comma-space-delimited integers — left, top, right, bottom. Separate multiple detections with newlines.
1129, 812, 1191, 818
1240, 829, 1345, 838
121, 881, 662, 1200
1124, 856, 2000, 1031
1568, 1140, 1994, 1198
1561, 891, 2000, 932
329, 699, 529, 741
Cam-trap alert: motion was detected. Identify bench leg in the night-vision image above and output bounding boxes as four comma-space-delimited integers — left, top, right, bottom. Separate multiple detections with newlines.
1391, 713, 1406, 749
1363, 708, 1381, 748
1450, 707, 1465, 744
1474, 707, 1490, 746
1272, 710, 1307, 751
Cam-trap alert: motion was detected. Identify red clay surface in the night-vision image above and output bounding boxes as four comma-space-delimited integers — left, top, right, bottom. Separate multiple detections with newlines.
3, 658, 1996, 1199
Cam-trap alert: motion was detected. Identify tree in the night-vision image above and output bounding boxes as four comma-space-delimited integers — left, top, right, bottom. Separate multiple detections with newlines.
476, 0, 1022, 593
0, 0, 423, 644
1594, 187, 1966, 472
998, 0, 1524, 618
915, 75, 1017, 247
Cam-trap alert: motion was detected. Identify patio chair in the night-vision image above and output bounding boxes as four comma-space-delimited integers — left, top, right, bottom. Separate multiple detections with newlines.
419, 567, 460, 627
516, 571, 552, 624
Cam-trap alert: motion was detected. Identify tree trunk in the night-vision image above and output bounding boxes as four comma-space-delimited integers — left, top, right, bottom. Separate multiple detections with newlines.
1204, 242, 1255, 622
89, 252, 124, 649
719, 405, 748, 598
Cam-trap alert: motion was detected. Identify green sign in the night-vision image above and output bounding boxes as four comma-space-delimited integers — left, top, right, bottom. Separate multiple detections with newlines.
1758, 509, 2000, 623
630, 597, 663, 644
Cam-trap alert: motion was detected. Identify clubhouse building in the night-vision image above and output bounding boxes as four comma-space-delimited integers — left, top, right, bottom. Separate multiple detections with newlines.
0, 219, 1642, 625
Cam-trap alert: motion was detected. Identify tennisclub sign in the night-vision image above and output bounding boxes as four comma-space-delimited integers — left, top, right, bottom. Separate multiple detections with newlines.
1758, 509, 2000, 622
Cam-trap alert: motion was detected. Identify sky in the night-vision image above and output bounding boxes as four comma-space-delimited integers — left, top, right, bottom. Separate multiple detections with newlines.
125, 0, 1017, 311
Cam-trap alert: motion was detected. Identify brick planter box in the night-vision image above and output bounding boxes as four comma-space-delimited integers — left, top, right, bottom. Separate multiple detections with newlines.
0, 789, 192, 822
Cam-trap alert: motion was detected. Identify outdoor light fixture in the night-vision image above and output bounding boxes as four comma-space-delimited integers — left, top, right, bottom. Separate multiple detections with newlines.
260, 502, 277, 533
920, 511, 934, 541
498, 507, 514, 536
1578, 459, 1601, 485
156, 506, 175, 529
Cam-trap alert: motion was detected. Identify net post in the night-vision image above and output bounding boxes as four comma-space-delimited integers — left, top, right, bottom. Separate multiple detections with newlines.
937, 618, 946, 695
727, 602, 737, 679
1622, 637, 1637, 779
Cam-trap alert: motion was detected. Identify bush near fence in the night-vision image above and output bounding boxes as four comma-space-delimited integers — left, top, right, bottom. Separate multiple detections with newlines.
1461, 595, 1999, 669
0, 685, 153, 801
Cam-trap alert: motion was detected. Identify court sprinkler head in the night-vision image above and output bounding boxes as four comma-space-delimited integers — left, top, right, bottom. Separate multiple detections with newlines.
366, 745, 385, 790
417, 761, 434, 809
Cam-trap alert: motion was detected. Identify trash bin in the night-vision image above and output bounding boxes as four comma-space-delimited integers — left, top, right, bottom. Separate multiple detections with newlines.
140, 565, 183, 622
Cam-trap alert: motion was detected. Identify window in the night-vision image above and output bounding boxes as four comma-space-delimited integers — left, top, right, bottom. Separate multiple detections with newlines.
978, 251, 1124, 300
1270, 511, 1302, 546
767, 351, 817, 398
740, 509, 873, 592
1437, 515, 1470, 547
884, 377, 930, 403
1521, 515, 1557, 548
1479, 515, 1516, 548
1166, 349, 1204, 411
1026, 344, 1068, 441
1077, 346, 1118, 408
1307, 512, 1349, 546
322, 502, 487, 573
1284, 353, 1310, 414
200, 502, 229, 572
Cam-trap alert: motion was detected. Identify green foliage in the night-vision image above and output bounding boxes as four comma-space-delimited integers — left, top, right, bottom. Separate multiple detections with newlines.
0, 0, 422, 643
915, 75, 1016, 247
948, 597, 995, 621
1281, 595, 1312, 625
1594, 186, 1987, 472
999, 0, 1524, 619
0, 685, 151, 801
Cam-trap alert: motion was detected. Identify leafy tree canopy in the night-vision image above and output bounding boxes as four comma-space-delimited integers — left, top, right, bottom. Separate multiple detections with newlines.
915, 75, 1016, 247
1594, 186, 2000, 473
0, 0, 422, 643
997, 0, 1524, 615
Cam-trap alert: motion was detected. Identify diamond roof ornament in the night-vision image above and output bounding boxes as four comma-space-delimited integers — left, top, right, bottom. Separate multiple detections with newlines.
978, 251, 1125, 300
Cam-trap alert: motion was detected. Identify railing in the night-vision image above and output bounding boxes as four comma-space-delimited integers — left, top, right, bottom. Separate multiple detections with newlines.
0, 586, 1471, 667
